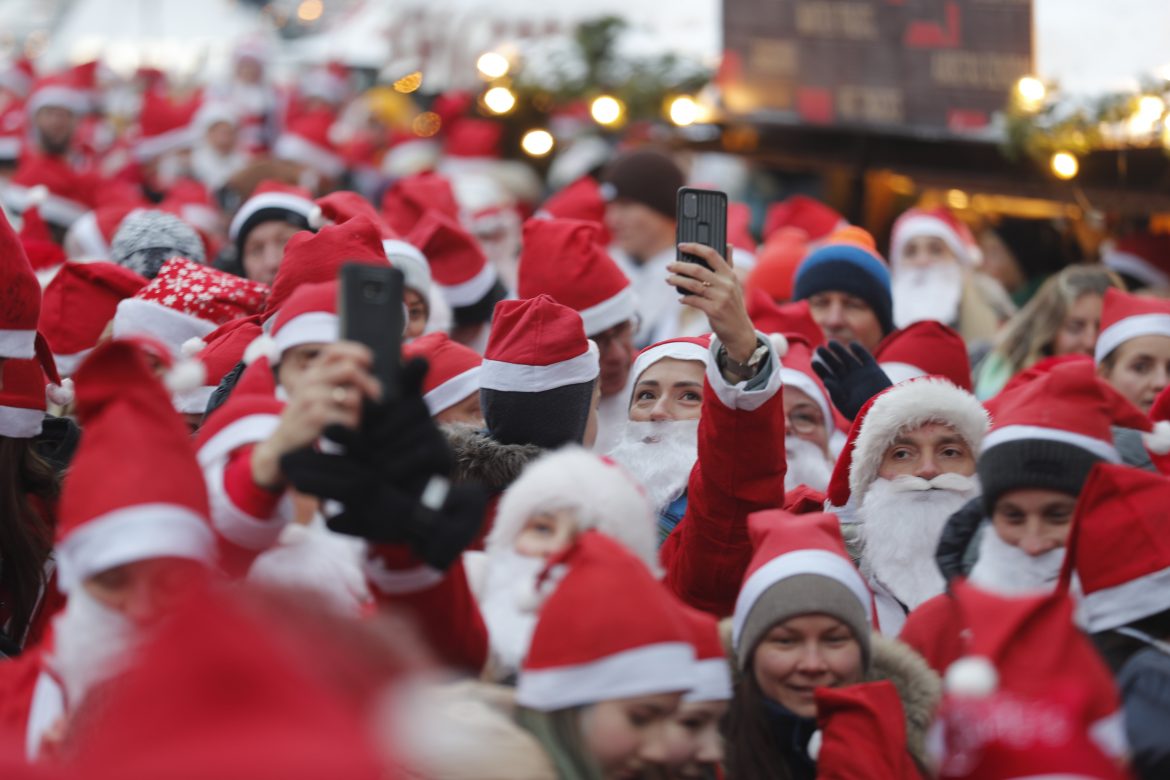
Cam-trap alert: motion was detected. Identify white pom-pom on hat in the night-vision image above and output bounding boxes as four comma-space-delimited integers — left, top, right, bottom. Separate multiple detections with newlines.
1143, 420, 1170, 455
46, 378, 75, 407
768, 332, 789, 359
164, 358, 207, 393
181, 337, 207, 357
944, 655, 998, 698
307, 205, 327, 230
243, 334, 279, 365
806, 729, 822, 761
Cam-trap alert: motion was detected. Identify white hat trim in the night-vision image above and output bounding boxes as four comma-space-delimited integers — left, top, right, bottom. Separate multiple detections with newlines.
197, 413, 281, 467
732, 548, 872, 648
780, 367, 831, 425
684, 657, 733, 703
273, 132, 345, 179
1094, 312, 1170, 363
228, 191, 316, 240
0, 405, 43, 438
56, 503, 215, 593
134, 124, 196, 162
480, 341, 599, 393
890, 213, 968, 267
424, 366, 481, 416
628, 340, 709, 403
52, 349, 91, 378
438, 259, 498, 308
1081, 562, 1170, 633
1103, 249, 1170, 290
516, 641, 695, 710
273, 311, 338, 355
35, 192, 88, 228
27, 85, 87, 116
173, 384, 214, 415
578, 284, 637, 337
879, 361, 927, 385
113, 297, 216, 353
982, 424, 1120, 464
0, 328, 36, 359
848, 378, 989, 504
383, 239, 432, 297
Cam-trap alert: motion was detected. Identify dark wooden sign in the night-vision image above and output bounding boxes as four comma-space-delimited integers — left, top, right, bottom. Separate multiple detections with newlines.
721, 0, 1033, 133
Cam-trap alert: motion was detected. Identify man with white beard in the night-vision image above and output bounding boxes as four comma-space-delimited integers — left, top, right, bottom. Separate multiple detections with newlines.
825, 376, 990, 634
0, 340, 217, 760
900, 359, 1170, 672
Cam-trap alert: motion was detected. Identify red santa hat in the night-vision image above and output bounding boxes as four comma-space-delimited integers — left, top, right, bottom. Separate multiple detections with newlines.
515, 531, 695, 710
401, 332, 481, 416
778, 335, 832, 425
228, 180, 316, 246
270, 280, 338, 356
1093, 286, 1170, 363
18, 205, 65, 279
1067, 463, 1170, 634
273, 109, 345, 180
266, 213, 388, 317
490, 446, 657, 572
26, 72, 87, 116
732, 511, 873, 669
8, 156, 94, 226
0, 56, 36, 98
114, 258, 270, 354
727, 201, 758, 270
875, 320, 973, 391
936, 581, 1126, 769
406, 209, 500, 313
825, 377, 989, 516
1101, 232, 1170, 290
680, 605, 732, 703
746, 293, 823, 348
55, 340, 216, 593
0, 207, 41, 359
628, 334, 712, 392
516, 218, 635, 337
746, 227, 811, 303
536, 175, 612, 245
39, 260, 147, 375
135, 89, 200, 162
173, 318, 262, 416
443, 117, 503, 160
763, 195, 846, 243
63, 589, 386, 780
0, 358, 52, 438
811, 682, 915, 778
889, 206, 980, 267
480, 294, 598, 394
195, 359, 285, 477
67, 199, 147, 260
380, 171, 460, 236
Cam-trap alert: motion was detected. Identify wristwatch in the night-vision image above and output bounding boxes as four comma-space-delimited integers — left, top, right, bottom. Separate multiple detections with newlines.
718, 338, 769, 382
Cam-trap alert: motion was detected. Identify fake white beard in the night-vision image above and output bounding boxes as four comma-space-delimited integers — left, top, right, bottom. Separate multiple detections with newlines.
247, 522, 372, 618
892, 263, 963, 329
967, 527, 1066, 596
859, 473, 980, 610
785, 435, 834, 493
50, 587, 140, 710
606, 419, 700, 515
478, 549, 547, 681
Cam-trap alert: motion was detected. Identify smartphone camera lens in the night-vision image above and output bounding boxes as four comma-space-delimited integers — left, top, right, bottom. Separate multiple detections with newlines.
682, 193, 698, 218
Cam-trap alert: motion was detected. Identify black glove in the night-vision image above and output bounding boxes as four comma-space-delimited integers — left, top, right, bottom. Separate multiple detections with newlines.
935, 496, 986, 583
813, 341, 892, 421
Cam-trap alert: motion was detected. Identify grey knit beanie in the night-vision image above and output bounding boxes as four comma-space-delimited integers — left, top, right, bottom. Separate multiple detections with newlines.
111, 209, 205, 279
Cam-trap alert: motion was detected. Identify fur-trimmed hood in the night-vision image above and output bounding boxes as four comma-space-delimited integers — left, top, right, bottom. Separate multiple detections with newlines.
444, 423, 543, 494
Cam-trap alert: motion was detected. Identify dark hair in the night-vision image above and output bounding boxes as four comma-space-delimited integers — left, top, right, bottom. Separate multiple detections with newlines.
0, 436, 59, 647
1091, 607, 1170, 674
723, 669, 795, 780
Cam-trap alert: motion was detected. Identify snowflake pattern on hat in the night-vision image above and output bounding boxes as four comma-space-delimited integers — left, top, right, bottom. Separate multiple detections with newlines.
134, 258, 269, 325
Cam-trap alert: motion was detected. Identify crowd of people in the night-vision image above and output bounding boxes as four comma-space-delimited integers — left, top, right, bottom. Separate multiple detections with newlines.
0, 43, 1167, 779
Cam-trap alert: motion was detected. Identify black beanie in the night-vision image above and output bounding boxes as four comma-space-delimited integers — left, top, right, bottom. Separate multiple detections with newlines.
481, 378, 596, 449
600, 149, 683, 220
977, 438, 1102, 515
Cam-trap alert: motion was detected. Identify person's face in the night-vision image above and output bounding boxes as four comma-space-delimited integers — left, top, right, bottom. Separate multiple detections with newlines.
899, 235, 957, 269
594, 320, 635, 398
807, 291, 884, 352
435, 392, 483, 428
629, 358, 705, 423
236, 58, 263, 84
581, 692, 684, 780
276, 343, 326, 395
1099, 334, 1170, 413
83, 557, 206, 626
978, 229, 1025, 294
584, 379, 603, 449
34, 105, 76, 155
604, 199, 675, 260
877, 422, 976, 481
783, 386, 829, 455
658, 699, 729, 778
1052, 292, 1103, 357
991, 488, 1076, 556
242, 220, 302, 286
403, 288, 428, 339
752, 614, 864, 718
513, 508, 578, 559
206, 120, 238, 155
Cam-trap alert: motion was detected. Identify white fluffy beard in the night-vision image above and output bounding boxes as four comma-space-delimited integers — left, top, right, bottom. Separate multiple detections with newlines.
50, 587, 140, 710
859, 473, 980, 610
785, 436, 834, 493
477, 549, 547, 681
892, 262, 963, 329
607, 419, 699, 515
967, 527, 1065, 596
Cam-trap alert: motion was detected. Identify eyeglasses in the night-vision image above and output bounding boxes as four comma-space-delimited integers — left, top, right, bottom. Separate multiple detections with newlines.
786, 407, 825, 435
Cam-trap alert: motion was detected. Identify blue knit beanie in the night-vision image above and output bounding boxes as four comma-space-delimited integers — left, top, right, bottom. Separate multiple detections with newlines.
792, 241, 894, 335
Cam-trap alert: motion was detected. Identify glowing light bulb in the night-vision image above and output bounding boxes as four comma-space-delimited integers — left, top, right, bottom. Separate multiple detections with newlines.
521, 129, 555, 157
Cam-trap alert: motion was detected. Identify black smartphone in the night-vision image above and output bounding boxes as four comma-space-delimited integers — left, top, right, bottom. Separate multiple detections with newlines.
339, 263, 404, 402
675, 187, 728, 295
